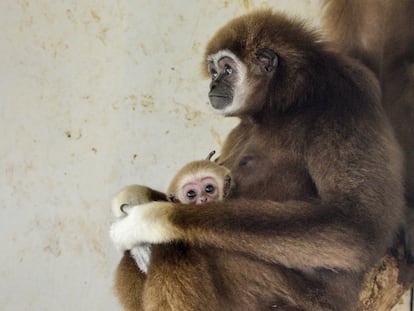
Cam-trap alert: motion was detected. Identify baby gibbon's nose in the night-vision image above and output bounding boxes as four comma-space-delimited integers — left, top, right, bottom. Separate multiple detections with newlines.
197, 196, 208, 204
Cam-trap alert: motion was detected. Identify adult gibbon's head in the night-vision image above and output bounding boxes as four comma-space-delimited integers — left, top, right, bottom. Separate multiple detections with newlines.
203, 10, 322, 117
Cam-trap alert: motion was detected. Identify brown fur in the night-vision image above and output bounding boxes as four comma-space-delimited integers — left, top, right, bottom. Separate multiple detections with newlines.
115, 252, 146, 311
143, 244, 222, 311
114, 10, 404, 310
322, 0, 414, 262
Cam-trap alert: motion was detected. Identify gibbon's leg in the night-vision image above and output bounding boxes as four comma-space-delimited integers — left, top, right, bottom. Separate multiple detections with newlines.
114, 251, 146, 311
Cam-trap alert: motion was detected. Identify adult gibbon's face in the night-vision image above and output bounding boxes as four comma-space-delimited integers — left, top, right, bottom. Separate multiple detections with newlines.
207, 50, 247, 116
207, 49, 278, 117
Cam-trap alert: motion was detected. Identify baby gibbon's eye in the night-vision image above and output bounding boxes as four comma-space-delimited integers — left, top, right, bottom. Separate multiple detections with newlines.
205, 184, 215, 193
186, 190, 197, 199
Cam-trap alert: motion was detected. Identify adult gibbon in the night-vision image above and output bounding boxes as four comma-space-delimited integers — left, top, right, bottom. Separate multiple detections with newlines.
110, 10, 404, 311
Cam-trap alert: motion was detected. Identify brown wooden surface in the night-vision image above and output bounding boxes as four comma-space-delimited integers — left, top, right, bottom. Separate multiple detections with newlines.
359, 240, 413, 310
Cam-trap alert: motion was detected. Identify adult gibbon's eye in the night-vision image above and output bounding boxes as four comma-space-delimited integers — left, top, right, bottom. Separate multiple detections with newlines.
205, 184, 215, 193
224, 64, 232, 75
210, 69, 218, 79
186, 190, 197, 199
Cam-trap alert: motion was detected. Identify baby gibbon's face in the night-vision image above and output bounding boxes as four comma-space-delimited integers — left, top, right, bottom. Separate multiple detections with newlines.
180, 176, 220, 204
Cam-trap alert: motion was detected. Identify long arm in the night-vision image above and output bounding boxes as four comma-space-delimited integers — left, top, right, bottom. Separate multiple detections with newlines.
110, 121, 403, 274
111, 149, 403, 274
111, 197, 374, 273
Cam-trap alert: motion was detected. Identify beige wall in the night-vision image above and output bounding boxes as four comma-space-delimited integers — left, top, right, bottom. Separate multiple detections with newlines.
0, 1, 410, 310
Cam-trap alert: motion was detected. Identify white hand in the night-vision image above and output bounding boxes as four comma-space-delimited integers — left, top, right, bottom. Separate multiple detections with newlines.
110, 201, 179, 251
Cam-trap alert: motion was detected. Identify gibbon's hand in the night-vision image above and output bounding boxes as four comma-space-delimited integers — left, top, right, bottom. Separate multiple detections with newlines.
110, 201, 180, 251
111, 185, 156, 219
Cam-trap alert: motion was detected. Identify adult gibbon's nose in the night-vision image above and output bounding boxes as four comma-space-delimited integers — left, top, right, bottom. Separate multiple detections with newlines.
210, 80, 218, 91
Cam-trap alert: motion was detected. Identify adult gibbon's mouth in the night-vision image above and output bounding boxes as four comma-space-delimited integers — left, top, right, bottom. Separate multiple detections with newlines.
208, 94, 233, 110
